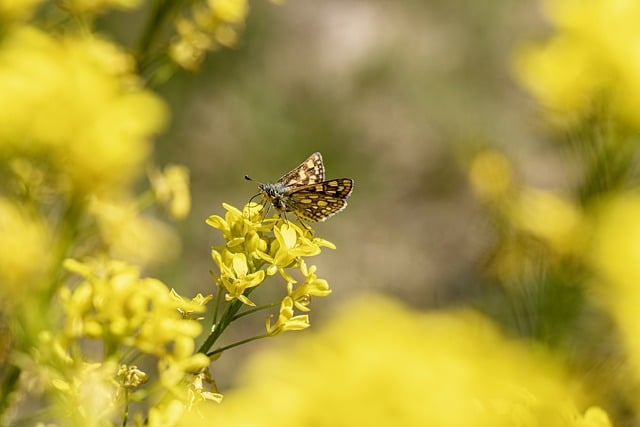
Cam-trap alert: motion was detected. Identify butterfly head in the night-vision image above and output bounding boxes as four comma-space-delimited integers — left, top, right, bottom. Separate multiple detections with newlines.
245, 175, 288, 211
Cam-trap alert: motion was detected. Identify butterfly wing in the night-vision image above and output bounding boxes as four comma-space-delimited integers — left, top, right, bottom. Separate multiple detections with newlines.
286, 179, 354, 222
276, 152, 325, 187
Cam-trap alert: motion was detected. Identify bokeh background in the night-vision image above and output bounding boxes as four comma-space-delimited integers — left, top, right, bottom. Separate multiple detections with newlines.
143, 0, 547, 387
6, 0, 640, 424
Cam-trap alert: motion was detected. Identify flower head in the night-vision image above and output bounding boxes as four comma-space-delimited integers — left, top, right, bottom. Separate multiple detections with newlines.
514, 0, 640, 128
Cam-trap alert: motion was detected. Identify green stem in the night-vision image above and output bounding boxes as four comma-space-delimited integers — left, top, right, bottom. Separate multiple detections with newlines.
197, 284, 264, 355
210, 271, 223, 326
122, 388, 129, 427
0, 364, 21, 418
207, 333, 270, 357
231, 301, 280, 321
197, 299, 243, 355
135, 0, 184, 77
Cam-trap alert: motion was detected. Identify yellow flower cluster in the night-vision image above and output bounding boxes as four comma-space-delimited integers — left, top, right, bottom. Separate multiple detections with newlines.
169, 0, 249, 71
56, 258, 214, 424
206, 203, 333, 337
469, 150, 585, 273
61, 258, 208, 364
0, 196, 52, 300
590, 194, 640, 381
0, 26, 167, 197
181, 296, 611, 427
149, 164, 192, 221
514, 0, 640, 128
0, 0, 43, 22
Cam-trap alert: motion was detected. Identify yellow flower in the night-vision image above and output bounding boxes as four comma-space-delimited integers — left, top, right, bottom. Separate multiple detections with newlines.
187, 371, 223, 408
514, 0, 640, 128
206, 203, 268, 258
170, 290, 213, 320
169, 15, 214, 71
183, 295, 610, 427
208, 0, 248, 24
205, 203, 335, 345
509, 188, 584, 255
590, 193, 640, 385
0, 197, 52, 301
117, 364, 149, 389
169, 0, 249, 70
287, 260, 332, 312
212, 251, 265, 305
469, 149, 513, 202
149, 164, 192, 221
0, 0, 43, 21
259, 223, 326, 279
62, 258, 205, 360
265, 297, 310, 336
89, 196, 181, 267
147, 400, 186, 427
64, 0, 142, 14
0, 26, 167, 197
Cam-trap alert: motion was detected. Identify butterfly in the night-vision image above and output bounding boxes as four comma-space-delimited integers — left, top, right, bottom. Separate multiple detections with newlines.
245, 152, 353, 222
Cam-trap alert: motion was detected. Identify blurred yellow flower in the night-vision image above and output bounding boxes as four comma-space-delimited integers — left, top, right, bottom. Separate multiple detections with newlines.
64, 0, 142, 14
149, 164, 192, 220
89, 196, 181, 267
116, 364, 148, 389
0, 0, 43, 21
514, 0, 640, 127
0, 26, 167, 196
469, 149, 513, 202
169, 0, 249, 71
590, 193, 640, 383
182, 296, 609, 427
208, 0, 248, 24
0, 197, 52, 301
510, 188, 584, 255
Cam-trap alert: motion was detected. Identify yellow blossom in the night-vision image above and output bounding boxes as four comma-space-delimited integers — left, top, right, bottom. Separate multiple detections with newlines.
169, 0, 249, 71
0, 0, 43, 21
514, 0, 640, 128
208, 0, 248, 24
0, 26, 167, 196
212, 251, 265, 305
265, 297, 310, 336
170, 290, 213, 320
0, 197, 52, 301
62, 258, 205, 360
509, 188, 584, 255
65, 0, 142, 14
469, 149, 513, 202
187, 371, 223, 408
89, 196, 181, 267
149, 164, 192, 220
117, 364, 149, 389
590, 193, 640, 386
206, 203, 269, 258
202, 203, 334, 354
259, 223, 325, 279
288, 260, 332, 312
184, 296, 610, 427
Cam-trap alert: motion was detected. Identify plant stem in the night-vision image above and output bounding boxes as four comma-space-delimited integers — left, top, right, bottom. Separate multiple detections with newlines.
135, 0, 182, 77
231, 301, 280, 321
207, 333, 270, 357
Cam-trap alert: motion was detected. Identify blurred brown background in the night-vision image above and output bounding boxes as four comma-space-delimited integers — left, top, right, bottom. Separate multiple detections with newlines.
120, 0, 548, 386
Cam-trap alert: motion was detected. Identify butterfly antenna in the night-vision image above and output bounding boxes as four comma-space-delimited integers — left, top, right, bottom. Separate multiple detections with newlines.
245, 175, 264, 185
